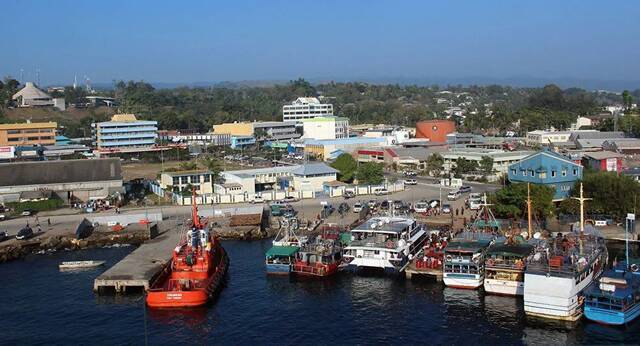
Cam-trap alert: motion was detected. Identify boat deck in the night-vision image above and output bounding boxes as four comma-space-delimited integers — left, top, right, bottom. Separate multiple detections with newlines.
404, 261, 443, 281
94, 221, 181, 293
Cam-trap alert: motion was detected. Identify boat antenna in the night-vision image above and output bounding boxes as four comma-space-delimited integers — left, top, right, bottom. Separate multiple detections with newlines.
191, 187, 202, 229
527, 183, 533, 239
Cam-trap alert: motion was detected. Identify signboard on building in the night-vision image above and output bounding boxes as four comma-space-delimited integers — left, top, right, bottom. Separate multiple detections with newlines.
605, 158, 618, 172
0, 146, 15, 160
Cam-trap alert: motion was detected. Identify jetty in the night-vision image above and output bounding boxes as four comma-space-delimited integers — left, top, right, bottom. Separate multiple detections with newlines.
93, 221, 181, 293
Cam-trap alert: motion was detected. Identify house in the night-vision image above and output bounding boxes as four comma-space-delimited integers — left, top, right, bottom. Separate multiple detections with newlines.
221, 163, 337, 195
508, 150, 583, 201
581, 151, 624, 172
159, 170, 214, 195
602, 139, 640, 155
442, 149, 535, 179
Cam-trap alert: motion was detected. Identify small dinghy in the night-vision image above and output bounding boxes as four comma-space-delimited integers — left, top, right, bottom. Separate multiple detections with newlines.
59, 260, 106, 270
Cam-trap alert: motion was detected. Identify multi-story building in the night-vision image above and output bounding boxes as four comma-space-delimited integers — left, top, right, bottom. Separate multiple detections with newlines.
441, 148, 535, 180
212, 121, 299, 141
92, 114, 158, 151
304, 137, 386, 161
508, 150, 583, 201
282, 97, 333, 121
0, 121, 57, 146
159, 170, 214, 195
301, 116, 349, 140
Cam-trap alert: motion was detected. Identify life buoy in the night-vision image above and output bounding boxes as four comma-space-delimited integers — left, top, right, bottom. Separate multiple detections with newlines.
631, 264, 639, 272
446, 255, 453, 262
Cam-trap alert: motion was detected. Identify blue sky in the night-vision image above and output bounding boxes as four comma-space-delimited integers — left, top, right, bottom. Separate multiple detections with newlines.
1, 0, 639, 86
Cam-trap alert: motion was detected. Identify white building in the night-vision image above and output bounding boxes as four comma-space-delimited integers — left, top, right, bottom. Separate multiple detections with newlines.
12, 82, 65, 110
301, 116, 349, 140
283, 97, 333, 121
159, 170, 214, 195
441, 149, 535, 180
221, 163, 338, 195
363, 128, 411, 145
569, 117, 593, 131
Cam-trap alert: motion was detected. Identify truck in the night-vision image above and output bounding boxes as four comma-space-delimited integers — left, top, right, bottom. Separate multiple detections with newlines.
270, 204, 284, 217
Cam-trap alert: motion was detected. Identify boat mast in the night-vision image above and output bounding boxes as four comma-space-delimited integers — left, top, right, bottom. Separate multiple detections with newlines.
191, 187, 202, 229
527, 183, 532, 239
571, 183, 591, 254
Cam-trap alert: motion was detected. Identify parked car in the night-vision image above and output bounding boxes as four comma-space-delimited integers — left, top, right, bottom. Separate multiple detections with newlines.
252, 195, 264, 204
447, 191, 461, 200
283, 196, 298, 203
0, 214, 5, 221
0, 231, 9, 242
469, 192, 482, 200
367, 200, 377, 209
338, 202, 350, 214
270, 204, 284, 217
21, 209, 36, 216
380, 200, 390, 210
442, 204, 452, 214
403, 170, 417, 176
16, 226, 34, 240
343, 191, 355, 199
428, 199, 440, 209
282, 207, 297, 218
404, 179, 417, 185
469, 200, 482, 210
459, 185, 472, 193
414, 201, 429, 213
353, 203, 363, 213
374, 188, 390, 196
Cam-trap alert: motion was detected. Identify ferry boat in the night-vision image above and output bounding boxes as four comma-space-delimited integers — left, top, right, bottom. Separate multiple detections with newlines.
484, 185, 536, 296
342, 216, 427, 274
265, 217, 304, 275
292, 233, 343, 277
146, 192, 228, 308
523, 184, 608, 321
484, 242, 534, 295
584, 259, 640, 325
442, 232, 496, 289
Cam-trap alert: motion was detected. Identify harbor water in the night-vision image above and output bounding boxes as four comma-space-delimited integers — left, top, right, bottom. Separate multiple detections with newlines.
0, 240, 638, 345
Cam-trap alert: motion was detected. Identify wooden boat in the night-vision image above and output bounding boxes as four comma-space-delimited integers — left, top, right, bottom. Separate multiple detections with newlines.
59, 260, 106, 270
266, 217, 304, 275
292, 231, 343, 277
146, 190, 228, 308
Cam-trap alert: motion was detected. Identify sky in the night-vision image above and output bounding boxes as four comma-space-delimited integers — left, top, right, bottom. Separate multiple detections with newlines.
1, 0, 639, 87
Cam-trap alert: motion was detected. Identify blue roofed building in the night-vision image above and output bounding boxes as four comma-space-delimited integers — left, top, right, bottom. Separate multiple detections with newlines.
507, 150, 583, 201
91, 113, 158, 152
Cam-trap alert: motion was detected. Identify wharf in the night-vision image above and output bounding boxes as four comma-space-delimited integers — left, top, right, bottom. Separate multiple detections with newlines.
93, 221, 182, 293
404, 262, 443, 281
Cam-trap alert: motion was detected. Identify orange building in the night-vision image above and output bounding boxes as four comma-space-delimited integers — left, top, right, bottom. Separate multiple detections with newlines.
0, 122, 57, 146
415, 120, 456, 143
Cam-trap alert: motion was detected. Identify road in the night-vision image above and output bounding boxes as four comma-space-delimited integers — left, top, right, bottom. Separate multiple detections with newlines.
0, 179, 500, 245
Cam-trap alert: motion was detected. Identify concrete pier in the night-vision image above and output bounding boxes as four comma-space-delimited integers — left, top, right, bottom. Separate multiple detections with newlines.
94, 221, 182, 293
404, 262, 443, 281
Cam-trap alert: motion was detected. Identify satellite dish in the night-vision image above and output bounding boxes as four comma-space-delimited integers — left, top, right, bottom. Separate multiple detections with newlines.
533, 232, 541, 239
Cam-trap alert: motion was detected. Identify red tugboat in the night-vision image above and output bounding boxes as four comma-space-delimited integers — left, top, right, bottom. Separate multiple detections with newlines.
292, 228, 343, 277
146, 191, 228, 308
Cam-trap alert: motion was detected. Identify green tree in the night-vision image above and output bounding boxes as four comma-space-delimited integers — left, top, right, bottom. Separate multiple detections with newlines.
559, 171, 640, 221
453, 157, 478, 178
330, 153, 358, 183
489, 183, 555, 220
178, 161, 198, 171
356, 162, 384, 185
622, 90, 633, 111
479, 156, 494, 176
201, 156, 224, 184
426, 153, 444, 176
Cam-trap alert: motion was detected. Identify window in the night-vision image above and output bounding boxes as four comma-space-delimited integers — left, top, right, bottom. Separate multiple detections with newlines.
539, 171, 547, 179
172, 177, 179, 185
7, 130, 21, 134
573, 169, 578, 176
551, 170, 557, 177
511, 169, 516, 175
203, 174, 211, 183
529, 170, 535, 177
561, 169, 567, 177
8, 137, 20, 142
27, 137, 39, 141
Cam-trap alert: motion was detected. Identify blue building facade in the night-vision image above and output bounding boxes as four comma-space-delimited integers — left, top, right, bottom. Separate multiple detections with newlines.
230, 136, 256, 149
92, 116, 158, 150
507, 150, 583, 201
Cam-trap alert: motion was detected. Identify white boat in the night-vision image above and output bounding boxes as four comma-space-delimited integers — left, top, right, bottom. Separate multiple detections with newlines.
484, 242, 534, 296
59, 260, 106, 270
342, 216, 427, 274
523, 184, 608, 321
442, 232, 496, 289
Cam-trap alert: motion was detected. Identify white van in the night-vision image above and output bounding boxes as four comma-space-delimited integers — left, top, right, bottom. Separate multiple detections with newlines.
447, 190, 461, 200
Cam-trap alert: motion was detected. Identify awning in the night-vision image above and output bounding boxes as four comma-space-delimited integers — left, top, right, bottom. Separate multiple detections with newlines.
266, 246, 299, 257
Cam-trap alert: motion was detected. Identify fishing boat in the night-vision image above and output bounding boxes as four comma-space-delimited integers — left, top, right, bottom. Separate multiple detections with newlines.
584, 215, 640, 325
484, 185, 536, 296
523, 184, 608, 321
75, 218, 94, 239
342, 215, 427, 274
442, 232, 496, 289
443, 194, 500, 289
292, 233, 343, 277
59, 260, 106, 270
265, 217, 304, 275
146, 191, 228, 308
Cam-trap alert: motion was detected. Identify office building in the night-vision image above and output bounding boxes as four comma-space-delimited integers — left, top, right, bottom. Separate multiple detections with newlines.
92, 114, 158, 152
301, 116, 349, 140
0, 121, 57, 146
282, 97, 333, 121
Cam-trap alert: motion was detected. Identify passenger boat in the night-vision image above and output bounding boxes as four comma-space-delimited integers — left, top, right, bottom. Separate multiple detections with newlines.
59, 260, 106, 270
443, 194, 499, 289
484, 242, 534, 295
442, 232, 496, 289
523, 184, 608, 321
584, 260, 640, 325
584, 217, 640, 325
292, 233, 343, 277
484, 185, 535, 296
342, 215, 428, 274
146, 191, 228, 308
265, 217, 304, 275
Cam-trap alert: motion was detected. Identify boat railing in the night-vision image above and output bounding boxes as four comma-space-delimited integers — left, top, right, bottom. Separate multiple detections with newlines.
292, 263, 326, 276
349, 238, 398, 249
485, 258, 525, 271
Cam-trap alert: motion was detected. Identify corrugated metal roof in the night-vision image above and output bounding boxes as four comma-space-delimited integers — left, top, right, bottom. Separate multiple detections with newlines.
12, 82, 52, 100
0, 159, 122, 187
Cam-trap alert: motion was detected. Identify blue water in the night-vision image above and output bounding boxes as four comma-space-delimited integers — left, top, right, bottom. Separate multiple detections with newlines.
0, 241, 639, 345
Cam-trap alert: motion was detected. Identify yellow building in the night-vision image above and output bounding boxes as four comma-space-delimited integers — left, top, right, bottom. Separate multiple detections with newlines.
212, 122, 254, 137
0, 122, 57, 146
